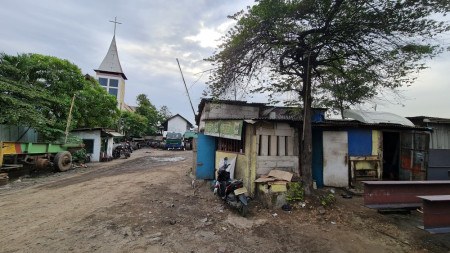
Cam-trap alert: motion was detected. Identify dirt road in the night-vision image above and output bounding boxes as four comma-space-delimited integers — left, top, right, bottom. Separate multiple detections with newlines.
0, 148, 449, 253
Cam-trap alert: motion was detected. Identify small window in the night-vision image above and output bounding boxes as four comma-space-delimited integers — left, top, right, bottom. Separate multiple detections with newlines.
109, 79, 119, 87
109, 88, 118, 97
99, 77, 108, 86
217, 137, 245, 153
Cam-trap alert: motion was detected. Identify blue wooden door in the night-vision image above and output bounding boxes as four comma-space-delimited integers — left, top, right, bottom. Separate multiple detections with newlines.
196, 133, 216, 179
312, 129, 324, 188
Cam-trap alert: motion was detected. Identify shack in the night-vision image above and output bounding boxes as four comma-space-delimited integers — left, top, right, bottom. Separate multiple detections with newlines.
195, 99, 431, 198
195, 99, 323, 196
70, 128, 123, 162
313, 110, 430, 188
407, 116, 450, 180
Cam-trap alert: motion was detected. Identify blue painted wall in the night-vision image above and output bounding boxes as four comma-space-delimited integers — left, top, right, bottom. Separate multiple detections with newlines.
312, 129, 324, 188
348, 129, 372, 156
196, 133, 216, 179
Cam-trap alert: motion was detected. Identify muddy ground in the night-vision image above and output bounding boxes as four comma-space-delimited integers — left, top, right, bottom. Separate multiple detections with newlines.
0, 148, 449, 253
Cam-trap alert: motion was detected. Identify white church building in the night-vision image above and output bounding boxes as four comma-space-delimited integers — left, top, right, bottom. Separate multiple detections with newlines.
94, 20, 128, 111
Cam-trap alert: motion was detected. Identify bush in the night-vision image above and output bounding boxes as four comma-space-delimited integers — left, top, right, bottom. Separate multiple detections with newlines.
286, 182, 304, 202
318, 193, 336, 207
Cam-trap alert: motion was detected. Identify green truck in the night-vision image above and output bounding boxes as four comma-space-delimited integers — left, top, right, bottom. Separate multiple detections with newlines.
0, 141, 84, 173
165, 132, 184, 150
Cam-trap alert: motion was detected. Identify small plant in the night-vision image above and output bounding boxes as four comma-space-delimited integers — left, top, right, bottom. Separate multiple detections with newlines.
286, 182, 304, 202
319, 193, 336, 207
72, 148, 88, 163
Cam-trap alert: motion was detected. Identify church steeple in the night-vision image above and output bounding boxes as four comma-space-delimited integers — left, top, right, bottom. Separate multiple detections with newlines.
95, 36, 127, 80
95, 17, 128, 111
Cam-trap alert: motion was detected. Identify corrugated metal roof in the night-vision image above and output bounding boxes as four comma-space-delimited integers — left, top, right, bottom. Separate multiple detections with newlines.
344, 109, 414, 126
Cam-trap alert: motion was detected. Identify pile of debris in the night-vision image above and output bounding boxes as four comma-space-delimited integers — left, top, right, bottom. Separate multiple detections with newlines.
254, 169, 294, 185
254, 170, 295, 209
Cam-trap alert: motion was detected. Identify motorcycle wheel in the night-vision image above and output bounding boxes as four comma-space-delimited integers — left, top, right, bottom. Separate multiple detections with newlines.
240, 204, 248, 217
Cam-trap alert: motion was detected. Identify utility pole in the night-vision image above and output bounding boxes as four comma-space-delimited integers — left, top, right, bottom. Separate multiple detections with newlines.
176, 58, 196, 118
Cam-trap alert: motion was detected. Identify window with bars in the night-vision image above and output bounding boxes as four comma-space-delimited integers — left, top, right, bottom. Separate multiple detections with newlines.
217, 137, 245, 153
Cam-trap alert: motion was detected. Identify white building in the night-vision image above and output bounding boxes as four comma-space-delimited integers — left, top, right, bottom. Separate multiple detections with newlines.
94, 34, 127, 111
162, 114, 194, 135
71, 128, 123, 162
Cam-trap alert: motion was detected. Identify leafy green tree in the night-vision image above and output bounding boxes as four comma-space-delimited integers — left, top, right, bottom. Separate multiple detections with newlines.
159, 105, 172, 122
135, 94, 162, 135
119, 111, 148, 137
0, 53, 84, 140
0, 53, 56, 131
0, 53, 120, 141
73, 75, 120, 128
206, 0, 449, 194
314, 67, 378, 118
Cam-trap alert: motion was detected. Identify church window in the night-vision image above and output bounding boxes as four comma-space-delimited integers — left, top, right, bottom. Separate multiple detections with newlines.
99, 77, 108, 86
98, 77, 120, 98
109, 88, 118, 97
109, 79, 119, 87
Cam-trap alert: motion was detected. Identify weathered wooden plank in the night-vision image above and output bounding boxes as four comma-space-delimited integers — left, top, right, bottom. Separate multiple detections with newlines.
260, 135, 269, 156
270, 135, 277, 156
287, 136, 294, 156
278, 136, 286, 156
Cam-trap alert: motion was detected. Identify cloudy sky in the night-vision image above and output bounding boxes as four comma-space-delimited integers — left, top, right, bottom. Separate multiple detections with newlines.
1, 1, 449, 125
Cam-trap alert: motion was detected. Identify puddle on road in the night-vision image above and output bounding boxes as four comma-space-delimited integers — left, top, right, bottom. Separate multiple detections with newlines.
149, 156, 186, 162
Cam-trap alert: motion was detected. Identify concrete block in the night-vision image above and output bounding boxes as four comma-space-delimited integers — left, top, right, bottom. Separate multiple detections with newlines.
276, 159, 295, 167
257, 184, 270, 193
270, 184, 287, 192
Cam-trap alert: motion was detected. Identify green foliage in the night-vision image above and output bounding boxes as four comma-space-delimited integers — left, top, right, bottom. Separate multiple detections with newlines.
159, 105, 172, 122
72, 148, 88, 163
120, 110, 148, 137
0, 53, 119, 141
286, 182, 304, 202
134, 94, 164, 135
319, 193, 336, 207
73, 76, 119, 129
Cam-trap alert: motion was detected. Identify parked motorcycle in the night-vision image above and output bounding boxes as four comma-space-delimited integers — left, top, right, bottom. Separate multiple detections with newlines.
125, 141, 133, 153
112, 144, 130, 159
215, 163, 250, 217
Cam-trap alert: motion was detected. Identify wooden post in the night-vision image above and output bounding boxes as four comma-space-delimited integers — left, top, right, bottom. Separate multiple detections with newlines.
64, 94, 76, 144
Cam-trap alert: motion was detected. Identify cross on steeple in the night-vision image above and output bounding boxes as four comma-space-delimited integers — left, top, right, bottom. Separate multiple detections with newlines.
109, 17, 122, 36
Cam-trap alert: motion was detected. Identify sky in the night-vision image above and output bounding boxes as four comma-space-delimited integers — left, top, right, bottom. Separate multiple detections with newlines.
1, 0, 450, 126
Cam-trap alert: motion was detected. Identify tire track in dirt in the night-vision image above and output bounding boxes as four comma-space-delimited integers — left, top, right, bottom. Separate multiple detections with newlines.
38, 152, 190, 189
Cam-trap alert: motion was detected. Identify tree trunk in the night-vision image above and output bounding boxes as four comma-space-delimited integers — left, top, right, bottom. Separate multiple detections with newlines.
300, 60, 314, 196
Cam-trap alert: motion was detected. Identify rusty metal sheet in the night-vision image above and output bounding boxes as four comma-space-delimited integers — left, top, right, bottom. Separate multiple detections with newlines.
363, 181, 450, 209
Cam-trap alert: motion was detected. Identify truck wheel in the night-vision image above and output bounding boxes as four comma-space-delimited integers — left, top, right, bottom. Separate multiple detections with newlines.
54, 151, 72, 172
185, 142, 191, 150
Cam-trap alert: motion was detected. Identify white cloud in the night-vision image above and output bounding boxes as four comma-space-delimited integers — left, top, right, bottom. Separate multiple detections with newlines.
184, 20, 236, 48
